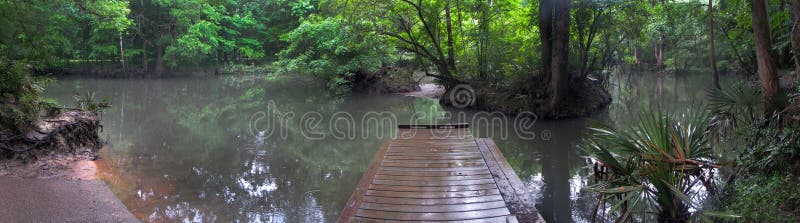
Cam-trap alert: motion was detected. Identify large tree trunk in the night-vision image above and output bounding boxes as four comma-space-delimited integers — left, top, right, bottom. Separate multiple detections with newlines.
548, 0, 571, 111
654, 34, 664, 70
539, 0, 553, 77
710, 0, 720, 88
445, 1, 456, 72
791, 0, 800, 82
751, 0, 780, 114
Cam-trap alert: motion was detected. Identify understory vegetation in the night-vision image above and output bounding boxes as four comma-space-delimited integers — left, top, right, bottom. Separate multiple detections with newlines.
583, 82, 800, 222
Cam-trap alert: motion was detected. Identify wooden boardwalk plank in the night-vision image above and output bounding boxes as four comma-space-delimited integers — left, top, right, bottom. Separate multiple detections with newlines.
369, 184, 498, 192
360, 200, 507, 212
337, 127, 542, 223
355, 208, 511, 221
362, 195, 505, 205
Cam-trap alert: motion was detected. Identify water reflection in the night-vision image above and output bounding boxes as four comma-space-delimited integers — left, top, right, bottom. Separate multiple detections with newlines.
44, 72, 717, 222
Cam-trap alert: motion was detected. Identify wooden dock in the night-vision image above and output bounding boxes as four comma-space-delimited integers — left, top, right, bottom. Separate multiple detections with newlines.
338, 124, 544, 223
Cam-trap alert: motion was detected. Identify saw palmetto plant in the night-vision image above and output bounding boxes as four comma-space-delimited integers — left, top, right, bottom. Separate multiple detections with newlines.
582, 109, 737, 223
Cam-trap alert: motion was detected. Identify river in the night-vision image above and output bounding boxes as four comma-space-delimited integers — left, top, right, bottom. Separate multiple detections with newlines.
45, 72, 719, 222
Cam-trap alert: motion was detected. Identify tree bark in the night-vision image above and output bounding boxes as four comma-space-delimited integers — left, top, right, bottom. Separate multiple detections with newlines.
791, 0, 800, 82
709, 0, 719, 88
539, 0, 554, 77
549, 0, 571, 111
751, 0, 780, 114
445, 0, 456, 72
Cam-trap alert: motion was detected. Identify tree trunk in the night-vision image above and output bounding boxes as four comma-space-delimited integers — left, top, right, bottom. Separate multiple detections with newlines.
751, 0, 780, 114
539, 0, 553, 77
155, 45, 164, 76
791, 0, 800, 82
654, 35, 664, 70
119, 34, 126, 72
142, 41, 148, 72
549, 0, 571, 111
445, 1, 456, 72
710, 0, 719, 88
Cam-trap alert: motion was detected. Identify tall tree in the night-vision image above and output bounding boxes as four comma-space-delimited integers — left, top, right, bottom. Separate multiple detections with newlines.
548, 0, 571, 111
791, 0, 800, 82
709, 0, 719, 88
750, 0, 779, 113
539, 0, 553, 77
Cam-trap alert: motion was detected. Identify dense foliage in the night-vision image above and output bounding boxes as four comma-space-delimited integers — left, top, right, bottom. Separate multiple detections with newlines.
0, 59, 58, 133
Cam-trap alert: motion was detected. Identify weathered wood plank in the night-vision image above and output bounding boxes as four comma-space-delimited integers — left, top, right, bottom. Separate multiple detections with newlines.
380, 159, 486, 164
373, 174, 492, 181
376, 169, 490, 177
379, 161, 486, 168
365, 189, 500, 198
368, 183, 498, 192
383, 155, 485, 160
477, 138, 544, 223
362, 195, 505, 205
397, 123, 469, 129
348, 215, 517, 223
356, 207, 511, 221
379, 166, 488, 172
372, 179, 496, 186
386, 149, 481, 157
360, 200, 507, 212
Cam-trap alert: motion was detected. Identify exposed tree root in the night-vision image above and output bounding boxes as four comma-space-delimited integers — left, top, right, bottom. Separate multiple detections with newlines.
0, 110, 102, 161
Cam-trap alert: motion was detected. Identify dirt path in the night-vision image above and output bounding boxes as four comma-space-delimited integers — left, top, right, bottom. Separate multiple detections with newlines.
0, 153, 139, 222
399, 83, 445, 99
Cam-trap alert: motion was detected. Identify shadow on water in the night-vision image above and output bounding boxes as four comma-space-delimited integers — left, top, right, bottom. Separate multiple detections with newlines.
44, 71, 719, 222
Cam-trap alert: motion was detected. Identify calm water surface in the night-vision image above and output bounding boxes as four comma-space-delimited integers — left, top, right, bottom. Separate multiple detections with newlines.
45, 73, 717, 222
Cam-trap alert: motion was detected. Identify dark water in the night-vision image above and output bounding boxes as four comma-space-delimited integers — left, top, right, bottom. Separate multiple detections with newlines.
44, 72, 716, 222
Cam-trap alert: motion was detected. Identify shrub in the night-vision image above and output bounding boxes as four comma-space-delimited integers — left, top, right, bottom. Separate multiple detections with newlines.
0, 59, 58, 133
274, 16, 396, 93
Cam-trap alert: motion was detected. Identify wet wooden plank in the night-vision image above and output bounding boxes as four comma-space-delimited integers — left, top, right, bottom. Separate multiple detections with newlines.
365, 188, 500, 198
397, 123, 469, 129
369, 183, 498, 192
356, 207, 511, 221
379, 166, 487, 172
379, 161, 486, 168
477, 138, 545, 223
338, 127, 539, 223
376, 169, 490, 177
360, 200, 507, 212
362, 195, 504, 205
373, 174, 492, 181
383, 155, 485, 160
348, 215, 518, 223
372, 179, 496, 186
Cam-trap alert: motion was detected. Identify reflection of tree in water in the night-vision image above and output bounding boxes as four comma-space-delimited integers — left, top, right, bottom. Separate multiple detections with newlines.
49, 77, 445, 222
47, 74, 717, 222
